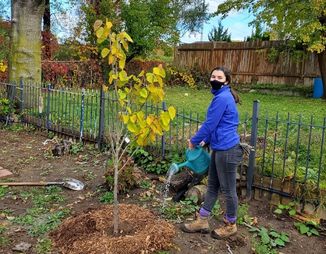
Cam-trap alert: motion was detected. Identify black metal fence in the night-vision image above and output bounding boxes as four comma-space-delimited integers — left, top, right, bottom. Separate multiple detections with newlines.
1, 81, 325, 207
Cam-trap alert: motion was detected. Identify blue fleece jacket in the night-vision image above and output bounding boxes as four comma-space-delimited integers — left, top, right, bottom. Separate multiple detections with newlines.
190, 85, 240, 151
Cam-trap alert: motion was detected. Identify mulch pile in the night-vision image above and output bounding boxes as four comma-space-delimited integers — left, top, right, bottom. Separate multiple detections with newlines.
50, 204, 175, 254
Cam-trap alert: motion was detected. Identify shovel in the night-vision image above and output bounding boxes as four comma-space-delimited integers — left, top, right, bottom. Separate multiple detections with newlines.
0, 177, 84, 191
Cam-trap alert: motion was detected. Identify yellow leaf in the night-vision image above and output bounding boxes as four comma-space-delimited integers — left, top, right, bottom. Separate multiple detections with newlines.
126, 107, 132, 114
101, 48, 110, 58
102, 85, 108, 92
122, 115, 129, 124
119, 59, 125, 69
146, 73, 155, 83
105, 20, 113, 30
137, 136, 145, 146
168, 106, 176, 119
109, 33, 116, 42
97, 36, 106, 44
154, 123, 163, 135
93, 20, 103, 31
130, 115, 137, 123
96, 27, 104, 38
121, 31, 133, 42
121, 40, 129, 51
138, 70, 145, 77
139, 119, 146, 129
161, 123, 170, 131
111, 46, 117, 55
119, 70, 128, 81
118, 90, 126, 100
146, 115, 155, 125
108, 54, 114, 64
156, 76, 163, 87
149, 133, 156, 142
153, 65, 166, 78
127, 122, 137, 133
139, 88, 148, 98
160, 112, 170, 126
136, 111, 145, 121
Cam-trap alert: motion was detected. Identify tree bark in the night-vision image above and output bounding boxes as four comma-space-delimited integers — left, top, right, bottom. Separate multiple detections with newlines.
317, 51, 326, 99
9, 0, 45, 85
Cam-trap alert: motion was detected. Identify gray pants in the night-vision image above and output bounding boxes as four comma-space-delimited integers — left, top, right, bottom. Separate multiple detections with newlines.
202, 144, 243, 220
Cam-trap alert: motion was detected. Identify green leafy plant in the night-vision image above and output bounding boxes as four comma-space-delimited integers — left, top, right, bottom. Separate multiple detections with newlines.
139, 179, 152, 189
0, 186, 8, 199
12, 187, 69, 237
0, 225, 9, 247
274, 202, 296, 217
131, 147, 172, 175
249, 226, 290, 251
70, 143, 84, 155
161, 197, 199, 220
99, 191, 114, 204
237, 203, 255, 225
35, 238, 52, 254
211, 200, 222, 218
0, 98, 11, 115
294, 221, 319, 236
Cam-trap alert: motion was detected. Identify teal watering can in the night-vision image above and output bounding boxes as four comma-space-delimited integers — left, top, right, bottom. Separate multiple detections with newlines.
170, 146, 210, 175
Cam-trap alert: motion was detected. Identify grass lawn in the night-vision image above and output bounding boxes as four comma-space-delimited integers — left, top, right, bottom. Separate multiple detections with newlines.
164, 86, 326, 125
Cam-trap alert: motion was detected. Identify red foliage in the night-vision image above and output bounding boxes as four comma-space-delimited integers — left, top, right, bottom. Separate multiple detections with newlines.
41, 60, 104, 88
42, 31, 59, 60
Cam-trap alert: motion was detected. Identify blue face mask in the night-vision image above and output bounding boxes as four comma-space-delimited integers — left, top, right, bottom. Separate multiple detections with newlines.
210, 80, 225, 90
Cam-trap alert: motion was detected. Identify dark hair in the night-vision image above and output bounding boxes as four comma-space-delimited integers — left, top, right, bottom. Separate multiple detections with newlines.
210, 67, 240, 104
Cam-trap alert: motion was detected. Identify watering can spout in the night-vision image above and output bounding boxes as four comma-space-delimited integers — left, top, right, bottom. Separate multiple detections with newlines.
176, 161, 190, 170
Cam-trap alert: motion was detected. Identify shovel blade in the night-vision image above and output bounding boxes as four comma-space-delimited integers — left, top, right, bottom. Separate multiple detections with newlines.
62, 178, 84, 191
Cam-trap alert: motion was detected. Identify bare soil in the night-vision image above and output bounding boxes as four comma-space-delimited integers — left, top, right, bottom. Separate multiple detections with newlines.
0, 127, 325, 254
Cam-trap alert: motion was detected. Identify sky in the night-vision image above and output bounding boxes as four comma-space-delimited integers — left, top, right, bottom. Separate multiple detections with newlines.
181, 0, 254, 43
0, 0, 254, 43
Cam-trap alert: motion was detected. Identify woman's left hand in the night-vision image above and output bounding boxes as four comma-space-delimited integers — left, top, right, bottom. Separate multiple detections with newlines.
188, 139, 194, 149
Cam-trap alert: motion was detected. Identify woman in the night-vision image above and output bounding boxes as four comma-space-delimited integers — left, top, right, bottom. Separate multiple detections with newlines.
181, 67, 243, 239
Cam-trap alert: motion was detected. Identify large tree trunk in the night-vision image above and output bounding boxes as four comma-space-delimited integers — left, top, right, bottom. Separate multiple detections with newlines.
317, 50, 326, 99
9, 0, 45, 85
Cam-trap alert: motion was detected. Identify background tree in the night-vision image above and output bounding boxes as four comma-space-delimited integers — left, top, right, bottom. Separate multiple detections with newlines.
217, 0, 326, 98
245, 23, 270, 41
9, 0, 45, 84
82, 0, 211, 61
208, 20, 231, 42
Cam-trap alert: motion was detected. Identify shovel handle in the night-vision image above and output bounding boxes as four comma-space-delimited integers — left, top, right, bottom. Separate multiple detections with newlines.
0, 182, 61, 186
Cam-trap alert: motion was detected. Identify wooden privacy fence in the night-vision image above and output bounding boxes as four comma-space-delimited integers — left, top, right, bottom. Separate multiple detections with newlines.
174, 40, 321, 87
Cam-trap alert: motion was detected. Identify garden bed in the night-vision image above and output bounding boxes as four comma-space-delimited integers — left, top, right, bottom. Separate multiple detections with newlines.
0, 127, 325, 253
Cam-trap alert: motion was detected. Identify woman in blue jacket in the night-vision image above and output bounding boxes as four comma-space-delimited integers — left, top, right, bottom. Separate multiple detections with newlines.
181, 67, 243, 239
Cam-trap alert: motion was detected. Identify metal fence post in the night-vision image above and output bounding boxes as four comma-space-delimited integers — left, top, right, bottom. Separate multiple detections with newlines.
19, 78, 24, 113
161, 101, 167, 159
247, 100, 259, 200
46, 83, 51, 130
79, 86, 85, 143
97, 86, 105, 149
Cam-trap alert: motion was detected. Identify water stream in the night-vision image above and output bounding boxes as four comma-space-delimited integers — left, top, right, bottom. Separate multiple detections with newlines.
162, 163, 178, 208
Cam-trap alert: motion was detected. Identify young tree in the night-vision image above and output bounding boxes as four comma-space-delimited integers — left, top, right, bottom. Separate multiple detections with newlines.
94, 19, 176, 234
217, 0, 326, 98
208, 20, 231, 42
